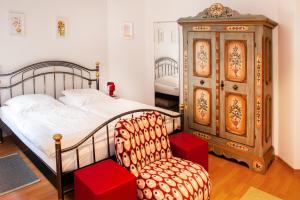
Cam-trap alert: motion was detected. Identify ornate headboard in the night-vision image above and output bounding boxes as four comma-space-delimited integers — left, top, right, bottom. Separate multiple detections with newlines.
155, 57, 179, 80
0, 61, 100, 106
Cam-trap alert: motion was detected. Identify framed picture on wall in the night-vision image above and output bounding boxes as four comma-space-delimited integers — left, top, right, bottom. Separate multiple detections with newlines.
158, 29, 164, 43
123, 22, 133, 40
9, 12, 25, 35
56, 17, 67, 39
171, 31, 177, 43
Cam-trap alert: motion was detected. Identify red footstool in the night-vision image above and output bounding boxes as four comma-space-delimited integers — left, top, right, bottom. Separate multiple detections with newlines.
169, 132, 209, 171
74, 159, 137, 200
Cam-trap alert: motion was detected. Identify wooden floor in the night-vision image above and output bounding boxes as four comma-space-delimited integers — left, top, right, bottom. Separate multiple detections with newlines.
1, 136, 299, 200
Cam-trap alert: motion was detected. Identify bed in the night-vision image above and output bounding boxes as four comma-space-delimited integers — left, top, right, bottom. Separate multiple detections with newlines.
0, 61, 184, 200
154, 57, 179, 97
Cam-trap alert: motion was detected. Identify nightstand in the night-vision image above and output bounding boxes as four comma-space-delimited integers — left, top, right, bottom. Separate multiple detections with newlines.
112, 95, 120, 99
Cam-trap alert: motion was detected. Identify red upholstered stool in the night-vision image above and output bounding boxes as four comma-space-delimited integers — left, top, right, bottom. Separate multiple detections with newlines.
74, 159, 136, 200
169, 132, 209, 171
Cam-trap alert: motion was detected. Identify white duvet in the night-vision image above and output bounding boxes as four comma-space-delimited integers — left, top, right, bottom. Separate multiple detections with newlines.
75, 98, 176, 117
1, 92, 180, 167
3, 105, 107, 157
63, 98, 181, 131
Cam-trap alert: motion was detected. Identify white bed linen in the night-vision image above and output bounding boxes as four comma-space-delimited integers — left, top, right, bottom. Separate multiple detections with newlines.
0, 106, 115, 172
0, 98, 180, 173
155, 75, 179, 96
60, 98, 181, 132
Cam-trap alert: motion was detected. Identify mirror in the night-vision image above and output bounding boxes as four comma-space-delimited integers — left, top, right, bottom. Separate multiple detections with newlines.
154, 21, 180, 112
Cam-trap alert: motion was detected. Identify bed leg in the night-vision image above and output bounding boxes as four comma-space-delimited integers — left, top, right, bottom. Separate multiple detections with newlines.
53, 134, 64, 200
179, 104, 185, 132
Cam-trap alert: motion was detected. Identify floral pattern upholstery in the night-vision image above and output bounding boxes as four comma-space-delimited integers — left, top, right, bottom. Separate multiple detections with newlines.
115, 111, 211, 200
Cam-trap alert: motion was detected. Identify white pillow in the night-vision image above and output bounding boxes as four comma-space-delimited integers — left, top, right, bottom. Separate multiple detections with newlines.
4, 94, 63, 113
60, 89, 114, 107
62, 89, 101, 96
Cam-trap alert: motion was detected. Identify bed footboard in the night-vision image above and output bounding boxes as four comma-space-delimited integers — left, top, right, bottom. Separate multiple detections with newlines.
53, 106, 185, 200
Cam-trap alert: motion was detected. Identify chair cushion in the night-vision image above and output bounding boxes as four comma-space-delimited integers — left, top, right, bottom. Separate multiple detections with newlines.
136, 157, 211, 200
115, 111, 173, 176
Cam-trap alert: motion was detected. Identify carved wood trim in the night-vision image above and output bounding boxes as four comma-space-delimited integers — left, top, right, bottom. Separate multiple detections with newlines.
256, 54, 262, 86
226, 26, 249, 32
192, 26, 211, 31
216, 32, 220, 135
226, 141, 249, 152
177, 3, 278, 28
256, 96, 262, 128
195, 3, 240, 19
192, 131, 212, 141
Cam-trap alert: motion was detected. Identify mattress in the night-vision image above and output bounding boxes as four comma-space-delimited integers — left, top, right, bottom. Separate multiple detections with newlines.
65, 98, 181, 132
155, 75, 179, 96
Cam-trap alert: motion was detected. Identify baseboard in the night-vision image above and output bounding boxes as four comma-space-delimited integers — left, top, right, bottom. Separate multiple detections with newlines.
275, 156, 300, 175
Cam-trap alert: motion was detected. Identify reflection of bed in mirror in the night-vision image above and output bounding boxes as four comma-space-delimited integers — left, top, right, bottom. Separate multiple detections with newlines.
154, 57, 179, 111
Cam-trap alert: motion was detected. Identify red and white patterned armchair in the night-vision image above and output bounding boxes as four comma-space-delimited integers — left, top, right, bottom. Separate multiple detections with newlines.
114, 111, 211, 200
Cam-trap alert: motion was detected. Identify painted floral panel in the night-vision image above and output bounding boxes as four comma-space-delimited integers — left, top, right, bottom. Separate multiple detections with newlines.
194, 40, 211, 77
225, 94, 246, 135
194, 88, 211, 126
225, 40, 247, 82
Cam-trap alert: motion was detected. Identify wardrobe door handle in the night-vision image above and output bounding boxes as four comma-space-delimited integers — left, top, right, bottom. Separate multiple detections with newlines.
200, 80, 205, 85
221, 80, 225, 90
233, 85, 239, 90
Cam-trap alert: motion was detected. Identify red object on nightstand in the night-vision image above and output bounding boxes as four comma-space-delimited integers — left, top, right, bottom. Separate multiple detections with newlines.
107, 82, 115, 97
74, 159, 136, 200
169, 132, 209, 171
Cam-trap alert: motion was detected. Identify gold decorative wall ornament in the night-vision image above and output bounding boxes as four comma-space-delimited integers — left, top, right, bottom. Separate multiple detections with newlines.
192, 26, 211, 31
226, 26, 249, 32
226, 142, 249, 152
56, 17, 67, 38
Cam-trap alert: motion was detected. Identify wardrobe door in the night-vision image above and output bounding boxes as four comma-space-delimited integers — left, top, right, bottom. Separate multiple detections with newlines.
187, 32, 216, 135
219, 32, 255, 146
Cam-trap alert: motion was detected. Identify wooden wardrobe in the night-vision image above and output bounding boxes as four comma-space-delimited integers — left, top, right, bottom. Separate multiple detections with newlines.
178, 3, 277, 173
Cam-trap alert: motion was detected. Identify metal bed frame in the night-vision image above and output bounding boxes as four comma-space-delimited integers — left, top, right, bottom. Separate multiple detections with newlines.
154, 57, 179, 80
0, 61, 184, 200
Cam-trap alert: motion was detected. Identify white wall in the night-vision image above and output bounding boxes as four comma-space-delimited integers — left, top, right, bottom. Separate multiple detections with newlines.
154, 22, 179, 62
293, 0, 300, 169
106, 0, 152, 104
0, 0, 108, 90
277, 0, 297, 169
